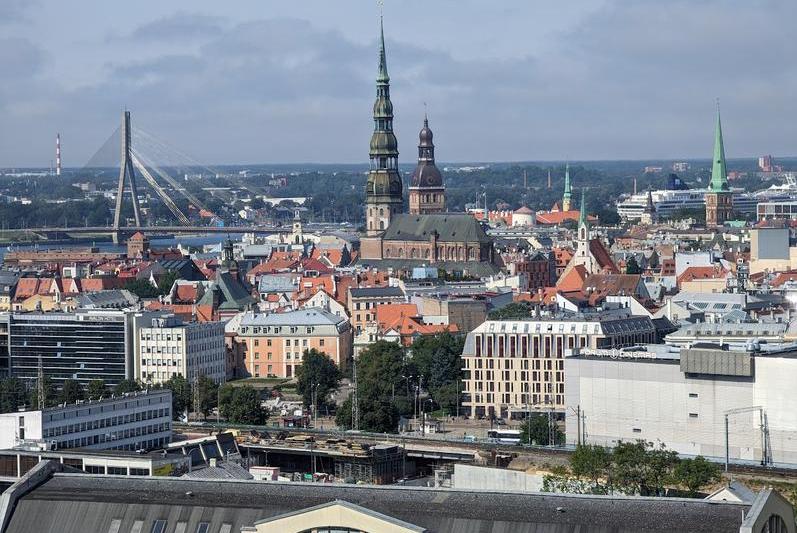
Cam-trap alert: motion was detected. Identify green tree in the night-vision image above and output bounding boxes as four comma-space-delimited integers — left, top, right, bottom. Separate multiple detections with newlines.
295, 349, 342, 411
194, 375, 218, 420
354, 341, 406, 433
28, 376, 56, 410
520, 413, 563, 446
625, 256, 642, 274
673, 456, 722, 497
487, 302, 533, 320
163, 375, 191, 420
335, 395, 353, 430
124, 278, 159, 299
218, 384, 268, 425
86, 379, 107, 400
59, 379, 84, 405
0, 378, 28, 413
613, 440, 678, 496
114, 379, 142, 395
410, 333, 465, 415
569, 444, 613, 494
157, 270, 181, 296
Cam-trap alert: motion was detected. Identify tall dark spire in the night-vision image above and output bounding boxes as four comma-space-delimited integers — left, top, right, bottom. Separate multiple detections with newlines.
365, 14, 402, 235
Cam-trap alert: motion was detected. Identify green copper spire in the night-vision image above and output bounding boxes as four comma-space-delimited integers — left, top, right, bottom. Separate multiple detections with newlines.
377, 16, 389, 84
709, 103, 729, 192
578, 188, 587, 227
563, 162, 572, 199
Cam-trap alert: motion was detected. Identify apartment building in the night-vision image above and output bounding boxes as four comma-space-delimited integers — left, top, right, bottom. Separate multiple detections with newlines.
237, 308, 352, 378
0, 389, 172, 451
347, 286, 405, 334
136, 316, 226, 385
461, 313, 657, 419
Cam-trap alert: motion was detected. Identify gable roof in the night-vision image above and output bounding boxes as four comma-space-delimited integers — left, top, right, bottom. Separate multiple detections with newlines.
382, 214, 491, 243
589, 238, 619, 273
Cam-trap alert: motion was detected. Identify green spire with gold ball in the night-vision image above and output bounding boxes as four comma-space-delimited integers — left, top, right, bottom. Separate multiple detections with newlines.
709, 103, 729, 192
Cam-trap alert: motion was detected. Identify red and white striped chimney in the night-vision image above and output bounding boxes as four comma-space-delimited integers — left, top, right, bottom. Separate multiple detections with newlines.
56, 133, 61, 176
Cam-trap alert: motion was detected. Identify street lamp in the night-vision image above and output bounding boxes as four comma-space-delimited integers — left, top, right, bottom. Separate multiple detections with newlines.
311, 383, 320, 428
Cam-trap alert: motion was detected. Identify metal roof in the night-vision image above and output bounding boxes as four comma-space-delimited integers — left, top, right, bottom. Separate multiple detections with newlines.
4, 470, 754, 533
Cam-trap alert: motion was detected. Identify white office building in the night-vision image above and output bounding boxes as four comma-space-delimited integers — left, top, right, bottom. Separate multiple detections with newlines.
0, 389, 172, 452
565, 344, 797, 466
136, 316, 226, 385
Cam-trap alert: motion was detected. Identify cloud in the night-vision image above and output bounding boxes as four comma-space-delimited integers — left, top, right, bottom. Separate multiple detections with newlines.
123, 12, 227, 43
0, 0, 35, 26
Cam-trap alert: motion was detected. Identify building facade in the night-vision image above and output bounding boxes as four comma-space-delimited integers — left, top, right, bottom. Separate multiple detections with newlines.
461, 314, 657, 419
0, 389, 172, 451
136, 316, 226, 385
348, 286, 406, 334
237, 308, 353, 378
565, 345, 797, 466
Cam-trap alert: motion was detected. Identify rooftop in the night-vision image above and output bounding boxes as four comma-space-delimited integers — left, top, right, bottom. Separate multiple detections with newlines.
239, 307, 347, 327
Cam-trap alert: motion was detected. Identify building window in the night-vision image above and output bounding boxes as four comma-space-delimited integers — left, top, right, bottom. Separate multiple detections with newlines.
688, 393, 698, 398
151, 521, 168, 533
689, 413, 698, 418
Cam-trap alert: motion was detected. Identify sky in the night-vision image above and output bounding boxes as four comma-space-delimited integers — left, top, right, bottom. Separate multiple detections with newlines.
0, 0, 795, 167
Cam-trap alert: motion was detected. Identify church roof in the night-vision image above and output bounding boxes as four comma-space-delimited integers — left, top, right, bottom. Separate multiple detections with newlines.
382, 214, 491, 244
409, 162, 443, 188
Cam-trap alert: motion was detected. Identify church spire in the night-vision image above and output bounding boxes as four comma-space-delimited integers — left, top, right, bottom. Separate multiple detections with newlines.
562, 163, 573, 211
709, 102, 728, 192
578, 188, 587, 228
377, 16, 389, 84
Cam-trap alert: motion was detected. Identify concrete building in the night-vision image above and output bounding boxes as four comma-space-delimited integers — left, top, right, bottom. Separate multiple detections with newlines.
461, 313, 657, 419
565, 344, 797, 466
0, 389, 172, 452
3, 460, 794, 533
237, 308, 352, 378
136, 316, 226, 385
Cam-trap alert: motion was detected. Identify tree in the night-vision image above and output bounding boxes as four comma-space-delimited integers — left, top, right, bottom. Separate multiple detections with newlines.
0, 378, 28, 413
86, 379, 107, 400
163, 375, 191, 420
295, 349, 342, 411
194, 375, 218, 420
218, 384, 267, 425
673, 456, 722, 497
59, 379, 84, 405
487, 302, 533, 320
520, 413, 563, 446
157, 270, 181, 296
612, 440, 678, 496
114, 379, 142, 395
410, 333, 465, 415
335, 395, 353, 430
124, 278, 159, 299
352, 341, 406, 433
28, 376, 56, 410
569, 444, 613, 494
625, 256, 642, 274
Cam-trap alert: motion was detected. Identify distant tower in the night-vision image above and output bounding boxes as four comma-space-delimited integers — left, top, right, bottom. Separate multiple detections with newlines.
365, 17, 402, 236
408, 115, 445, 214
220, 237, 239, 276
112, 111, 143, 233
641, 187, 657, 225
562, 163, 572, 211
633, 176, 637, 195
547, 169, 552, 190
292, 208, 304, 244
705, 104, 733, 227
56, 134, 62, 177
573, 189, 595, 273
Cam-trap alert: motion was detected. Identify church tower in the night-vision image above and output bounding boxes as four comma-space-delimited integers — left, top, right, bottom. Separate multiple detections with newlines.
573, 189, 596, 272
408, 115, 445, 214
562, 163, 573, 211
705, 105, 733, 227
365, 17, 403, 236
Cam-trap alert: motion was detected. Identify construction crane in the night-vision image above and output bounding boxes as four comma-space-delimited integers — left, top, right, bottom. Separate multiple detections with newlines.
724, 405, 772, 472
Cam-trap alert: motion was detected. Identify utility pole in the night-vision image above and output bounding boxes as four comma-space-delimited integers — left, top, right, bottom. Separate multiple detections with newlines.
37, 354, 45, 410
351, 356, 359, 431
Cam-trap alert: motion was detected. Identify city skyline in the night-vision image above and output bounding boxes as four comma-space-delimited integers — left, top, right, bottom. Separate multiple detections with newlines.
1, 0, 796, 167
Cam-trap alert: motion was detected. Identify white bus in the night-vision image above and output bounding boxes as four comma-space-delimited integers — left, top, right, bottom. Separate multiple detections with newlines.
486, 429, 521, 445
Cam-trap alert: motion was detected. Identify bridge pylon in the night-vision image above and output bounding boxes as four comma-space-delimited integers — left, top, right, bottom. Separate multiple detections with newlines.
112, 111, 142, 244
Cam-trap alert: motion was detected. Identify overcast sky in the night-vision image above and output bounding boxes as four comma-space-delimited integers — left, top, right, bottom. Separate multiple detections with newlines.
0, 0, 795, 167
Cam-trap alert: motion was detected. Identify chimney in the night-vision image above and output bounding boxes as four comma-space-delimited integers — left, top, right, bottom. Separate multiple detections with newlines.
209, 458, 217, 468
